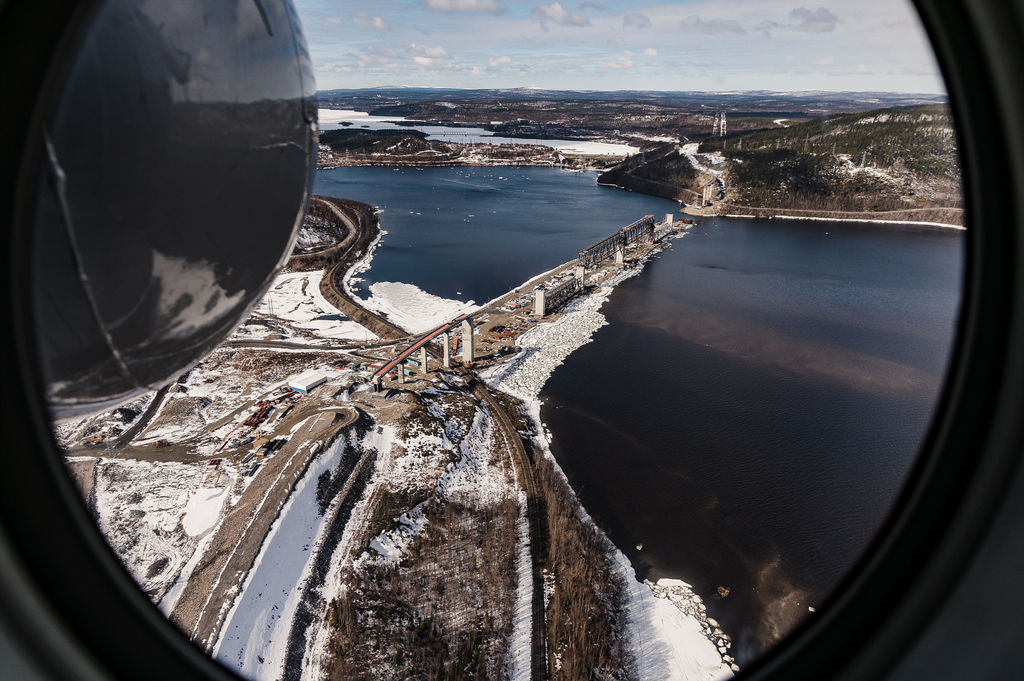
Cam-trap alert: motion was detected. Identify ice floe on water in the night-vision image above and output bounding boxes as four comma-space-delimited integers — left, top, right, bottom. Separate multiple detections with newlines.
359, 281, 477, 335
482, 264, 643, 402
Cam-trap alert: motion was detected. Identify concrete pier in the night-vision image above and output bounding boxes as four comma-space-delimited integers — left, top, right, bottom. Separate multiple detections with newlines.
420, 346, 429, 375
615, 245, 624, 265
534, 288, 546, 317
397, 363, 405, 384
461, 318, 475, 362
441, 332, 451, 368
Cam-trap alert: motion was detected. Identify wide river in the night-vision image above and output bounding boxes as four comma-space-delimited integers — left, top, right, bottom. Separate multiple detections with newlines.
313, 167, 964, 665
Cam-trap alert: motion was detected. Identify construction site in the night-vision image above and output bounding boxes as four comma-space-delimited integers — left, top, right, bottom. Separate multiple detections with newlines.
56, 202, 734, 681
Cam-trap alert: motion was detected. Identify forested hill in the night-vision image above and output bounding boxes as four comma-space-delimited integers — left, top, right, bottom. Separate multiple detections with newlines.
600, 104, 963, 218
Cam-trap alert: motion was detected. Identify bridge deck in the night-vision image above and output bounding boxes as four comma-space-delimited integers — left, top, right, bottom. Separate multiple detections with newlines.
373, 315, 467, 378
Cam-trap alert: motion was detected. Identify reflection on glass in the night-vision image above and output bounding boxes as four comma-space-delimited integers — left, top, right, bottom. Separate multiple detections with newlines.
49, 1, 962, 679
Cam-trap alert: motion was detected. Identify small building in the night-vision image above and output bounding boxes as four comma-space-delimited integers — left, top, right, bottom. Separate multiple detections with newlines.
288, 369, 330, 394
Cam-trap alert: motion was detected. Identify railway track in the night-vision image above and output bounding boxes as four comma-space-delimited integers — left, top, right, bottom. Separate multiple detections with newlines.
470, 378, 549, 681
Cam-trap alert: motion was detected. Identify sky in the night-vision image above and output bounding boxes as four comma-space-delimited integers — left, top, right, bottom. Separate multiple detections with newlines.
293, 0, 947, 93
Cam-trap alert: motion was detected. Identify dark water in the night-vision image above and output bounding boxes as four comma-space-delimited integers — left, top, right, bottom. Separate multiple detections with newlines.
313, 167, 680, 303
314, 167, 964, 665
539, 217, 963, 662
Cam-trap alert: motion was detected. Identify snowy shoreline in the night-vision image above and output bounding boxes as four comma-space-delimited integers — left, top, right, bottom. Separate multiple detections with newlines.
477, 238, 737, 679
325, 214, 735, 678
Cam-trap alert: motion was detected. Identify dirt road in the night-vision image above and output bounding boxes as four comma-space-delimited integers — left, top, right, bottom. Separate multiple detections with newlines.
308, 198, 410, 342
170, 406, 358, 651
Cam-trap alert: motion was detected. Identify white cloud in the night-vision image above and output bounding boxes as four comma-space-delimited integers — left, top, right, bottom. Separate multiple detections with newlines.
868, 18, 913, 31
856, 63, 870, 73
425, 0, 504, 13
357, 45, 398, 68
623, 13, 651, 29
643, 47, 657, 57
324, 16, 342, 26
598, 53, 634, 69
533, 3, 592, 27
352, 11, 389, 30
815, 57, 835, 66
487, 55, 512, 70
681, 15, 746, 35
407, 43, 455, 69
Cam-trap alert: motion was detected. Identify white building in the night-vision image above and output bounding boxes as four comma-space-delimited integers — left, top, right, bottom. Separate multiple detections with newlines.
288, 369, 330, 394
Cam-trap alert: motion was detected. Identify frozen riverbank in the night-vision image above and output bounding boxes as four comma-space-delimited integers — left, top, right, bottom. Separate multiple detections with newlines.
317, 201, 735, 678
479, 236, 738, 680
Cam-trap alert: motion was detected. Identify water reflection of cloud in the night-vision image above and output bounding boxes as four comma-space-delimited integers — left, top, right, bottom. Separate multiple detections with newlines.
622, 299, 938, 400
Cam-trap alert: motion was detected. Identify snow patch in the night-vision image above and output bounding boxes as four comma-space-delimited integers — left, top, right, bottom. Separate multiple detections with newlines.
245, 271, 376, 342
367, 503, 428, 563
182, 487, 230, 538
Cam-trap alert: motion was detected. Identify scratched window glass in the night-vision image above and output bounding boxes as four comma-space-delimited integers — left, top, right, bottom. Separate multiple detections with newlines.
45, 0, 962, 679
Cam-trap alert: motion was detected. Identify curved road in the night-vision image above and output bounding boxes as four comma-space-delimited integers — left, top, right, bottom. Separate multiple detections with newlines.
311, 198, 410, 342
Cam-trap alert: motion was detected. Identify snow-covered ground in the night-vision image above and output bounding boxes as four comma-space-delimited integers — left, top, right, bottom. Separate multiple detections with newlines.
681, 143, 727, 175
213, 435, 352, 680
299, 424, 398, 681
52, 391, 156, 450
435, 407, 513, 507
236, 271, 376, 342
182, 486, 231, 538
90, 457, 215, 600
318, 109, 639, 156
625, 574, 736, 680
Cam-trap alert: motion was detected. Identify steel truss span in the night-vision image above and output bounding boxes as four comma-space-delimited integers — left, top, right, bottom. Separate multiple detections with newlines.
577, 215, 654, 268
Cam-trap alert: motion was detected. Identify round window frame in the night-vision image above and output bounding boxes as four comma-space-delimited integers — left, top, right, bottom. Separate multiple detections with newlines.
2, 1, 1024, 680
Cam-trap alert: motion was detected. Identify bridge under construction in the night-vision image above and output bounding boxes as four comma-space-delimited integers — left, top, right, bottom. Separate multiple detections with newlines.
576, 215, 656, 268
371, 213, 689, 390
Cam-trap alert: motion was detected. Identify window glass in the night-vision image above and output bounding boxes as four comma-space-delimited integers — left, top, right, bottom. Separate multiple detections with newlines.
47, 1, 961, 679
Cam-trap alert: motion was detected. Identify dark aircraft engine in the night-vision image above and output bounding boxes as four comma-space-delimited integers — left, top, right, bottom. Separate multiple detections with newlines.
30, 0, 317, 419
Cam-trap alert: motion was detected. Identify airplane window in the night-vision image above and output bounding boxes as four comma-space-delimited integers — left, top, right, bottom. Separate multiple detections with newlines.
26, 1, 967, 680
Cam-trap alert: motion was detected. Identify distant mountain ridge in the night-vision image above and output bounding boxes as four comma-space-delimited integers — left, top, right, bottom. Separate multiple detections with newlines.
599, 103, 962, 222
317, 87, 947, 114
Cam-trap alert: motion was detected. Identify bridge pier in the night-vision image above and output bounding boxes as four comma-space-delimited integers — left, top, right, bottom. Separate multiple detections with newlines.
420, 346, 429, 375
534, 288, 546, 317
397, 362, 405, 384
373, 375, 382, 392
441, 332, 451, 368
615, 244, 624, 265
461, 318, 475, 362
575, 265, 585, 283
